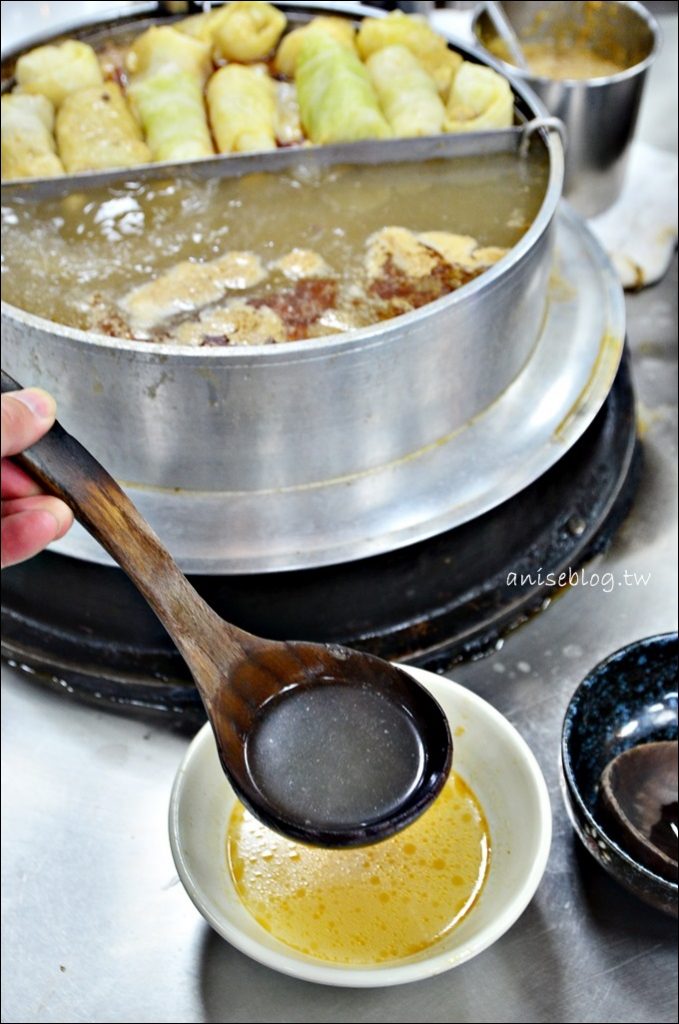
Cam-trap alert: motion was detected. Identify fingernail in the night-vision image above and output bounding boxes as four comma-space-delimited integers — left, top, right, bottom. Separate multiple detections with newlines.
12, 388, 57, 421
43, 511, 63, 538
50, 501, 74, 535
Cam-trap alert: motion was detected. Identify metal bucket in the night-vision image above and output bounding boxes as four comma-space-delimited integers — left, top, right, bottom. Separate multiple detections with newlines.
472, 0, 659, 217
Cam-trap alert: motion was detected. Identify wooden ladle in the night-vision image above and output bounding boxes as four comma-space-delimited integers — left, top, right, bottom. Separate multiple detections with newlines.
1, 370, 452, 847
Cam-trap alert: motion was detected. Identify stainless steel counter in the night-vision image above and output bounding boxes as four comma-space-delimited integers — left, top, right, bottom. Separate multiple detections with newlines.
2, 5, 677, 1022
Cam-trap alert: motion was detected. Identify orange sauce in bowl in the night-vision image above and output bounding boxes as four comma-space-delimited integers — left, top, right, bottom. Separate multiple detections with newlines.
226, 772, 490, 965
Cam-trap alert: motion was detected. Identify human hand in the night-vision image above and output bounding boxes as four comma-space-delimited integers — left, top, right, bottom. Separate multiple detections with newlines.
1, 388, 74, 568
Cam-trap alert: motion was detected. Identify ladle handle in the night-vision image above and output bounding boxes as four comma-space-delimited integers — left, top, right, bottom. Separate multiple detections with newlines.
1, 370, 249, 685
485, 1, 529, 70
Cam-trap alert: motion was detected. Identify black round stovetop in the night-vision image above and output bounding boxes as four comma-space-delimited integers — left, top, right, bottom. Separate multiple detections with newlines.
2, 351, 639, 723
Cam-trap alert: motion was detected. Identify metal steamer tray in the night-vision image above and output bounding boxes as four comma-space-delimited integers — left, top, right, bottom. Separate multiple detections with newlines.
0, 2, 623, 574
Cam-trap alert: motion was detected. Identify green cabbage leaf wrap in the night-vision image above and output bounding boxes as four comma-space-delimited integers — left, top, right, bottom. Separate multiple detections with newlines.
296, 34, 391, 144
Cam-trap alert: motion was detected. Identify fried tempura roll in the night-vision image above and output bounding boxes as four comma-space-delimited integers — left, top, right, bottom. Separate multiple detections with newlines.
56, 82, 151, 172
1, 93, 64, 179
444, 62, 513, 132
14, 39, 103, 108
296, 34, 391, 144
173, 302, 288, 347
126, 26, 214, 162
175, 9, 223, 43
366, 46, 445, 137
210, 2, 286, 62
357, 12, 462, 98
207, 65, 276, 153
176, 1, 285, 62
119, 251, 267, 331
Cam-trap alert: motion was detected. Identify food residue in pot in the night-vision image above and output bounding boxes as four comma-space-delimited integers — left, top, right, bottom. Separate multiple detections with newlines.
226, 772, 490, 964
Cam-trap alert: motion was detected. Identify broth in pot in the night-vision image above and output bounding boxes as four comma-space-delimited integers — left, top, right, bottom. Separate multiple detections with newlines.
1, 150, 548, 346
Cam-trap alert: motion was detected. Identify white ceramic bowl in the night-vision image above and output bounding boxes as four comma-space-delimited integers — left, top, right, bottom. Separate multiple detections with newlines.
169, 666, 552, 987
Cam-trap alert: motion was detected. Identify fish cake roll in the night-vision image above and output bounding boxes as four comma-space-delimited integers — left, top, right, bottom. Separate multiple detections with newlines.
56, 82, 151, 172
444, 62, 513, 132
175, 9, 223, 43
211, 2, 286, 62
15, 40, 103, 107
367, 46, 445, 137
1, 93, 64, 179
207, 65, 276, 153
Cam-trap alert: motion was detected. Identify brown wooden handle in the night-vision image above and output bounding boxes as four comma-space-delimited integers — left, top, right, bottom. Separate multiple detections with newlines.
1, 370, 248, 687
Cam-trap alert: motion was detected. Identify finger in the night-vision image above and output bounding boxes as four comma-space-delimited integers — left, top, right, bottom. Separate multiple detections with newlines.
2, 494, 74, 531
1, 496, 73, 568
1, 458, 43, 499
1, 389, 57, 458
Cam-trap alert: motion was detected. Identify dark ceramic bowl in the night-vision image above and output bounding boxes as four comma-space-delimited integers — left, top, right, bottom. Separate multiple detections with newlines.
561, 633, 678, 916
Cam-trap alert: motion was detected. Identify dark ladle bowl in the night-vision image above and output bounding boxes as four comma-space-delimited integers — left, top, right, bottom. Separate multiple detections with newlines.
561, 632, 678, 915
1, 370, 451, 847
599, 741, 678, 883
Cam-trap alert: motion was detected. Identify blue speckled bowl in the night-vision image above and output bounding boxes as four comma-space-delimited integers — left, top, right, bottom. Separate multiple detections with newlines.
561, 633, 678, 916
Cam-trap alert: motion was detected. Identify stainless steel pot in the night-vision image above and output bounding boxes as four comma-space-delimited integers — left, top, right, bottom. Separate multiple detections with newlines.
1, 3, 566, 573
472, 0, 659, 217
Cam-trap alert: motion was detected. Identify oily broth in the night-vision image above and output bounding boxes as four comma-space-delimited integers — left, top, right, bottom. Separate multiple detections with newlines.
1, 150, 548, 337
227, 772, 491, 965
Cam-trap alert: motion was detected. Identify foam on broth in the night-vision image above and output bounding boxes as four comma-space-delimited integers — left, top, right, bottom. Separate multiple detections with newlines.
227, 773, 491, 964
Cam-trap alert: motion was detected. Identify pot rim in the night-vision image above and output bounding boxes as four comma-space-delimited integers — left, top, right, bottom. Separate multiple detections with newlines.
1, 4, 564, 362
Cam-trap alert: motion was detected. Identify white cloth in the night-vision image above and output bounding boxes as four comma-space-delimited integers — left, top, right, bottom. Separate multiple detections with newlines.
588, 142, 679, 290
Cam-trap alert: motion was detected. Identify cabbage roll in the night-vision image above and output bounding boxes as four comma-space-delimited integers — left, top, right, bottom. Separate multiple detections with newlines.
273, 16, 356, 78
1, 93, 64, 180
15, 40, 103, 107
367, 46, 444, 137
296, 34, 391, 144
56, 82, 150, 172
207, 65, 276, 153
126, 27, 213, 162
357, 13, 462, 98
444, 62, 513, 132
210, 2, 286, 62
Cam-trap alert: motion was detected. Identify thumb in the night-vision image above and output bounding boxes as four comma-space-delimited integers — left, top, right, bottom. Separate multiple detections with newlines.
1, 389, 57, 459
